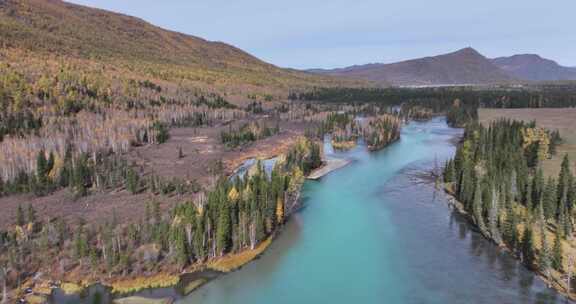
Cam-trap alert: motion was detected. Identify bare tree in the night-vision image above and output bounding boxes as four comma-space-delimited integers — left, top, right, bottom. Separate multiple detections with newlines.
567, 253, 575, 294
1, 266, 7, 304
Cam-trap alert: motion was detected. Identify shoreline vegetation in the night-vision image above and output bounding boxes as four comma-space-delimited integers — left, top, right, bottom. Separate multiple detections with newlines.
12, 136, 323, 303
14, 113, 402, 303
443, 187, 576, 301
443, 117, 576, 301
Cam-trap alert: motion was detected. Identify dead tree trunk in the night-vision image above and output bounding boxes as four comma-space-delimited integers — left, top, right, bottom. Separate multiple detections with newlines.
1, 267, 7, 304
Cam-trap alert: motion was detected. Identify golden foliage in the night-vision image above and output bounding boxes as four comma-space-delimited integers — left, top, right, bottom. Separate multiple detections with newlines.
227, 187, 239, 202
522, 127, 550, 160
276, 197, 284, 224
109, 273, 180, 294
60, 282, 84, 295
207, 236, 273, 272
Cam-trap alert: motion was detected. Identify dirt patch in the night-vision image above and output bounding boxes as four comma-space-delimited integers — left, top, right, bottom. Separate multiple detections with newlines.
479, 108, 576, 177
126, 118, 313, 186
0, 118, 313, 229
0, 188, 183, 229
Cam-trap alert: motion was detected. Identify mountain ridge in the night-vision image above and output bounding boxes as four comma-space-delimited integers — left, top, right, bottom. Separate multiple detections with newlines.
309, 48, 576, 85
491, 54, 576, 81
309, 47, 513, 86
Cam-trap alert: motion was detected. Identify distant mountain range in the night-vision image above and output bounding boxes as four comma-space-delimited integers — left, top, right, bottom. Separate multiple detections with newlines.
491, 54, 576, 81
309, 48, 576, 86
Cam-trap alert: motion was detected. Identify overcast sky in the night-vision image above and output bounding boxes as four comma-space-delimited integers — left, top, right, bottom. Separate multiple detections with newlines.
69, 0, 576, 69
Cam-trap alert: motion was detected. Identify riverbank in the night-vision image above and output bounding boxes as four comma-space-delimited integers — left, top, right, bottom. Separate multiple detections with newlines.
307, 158, 352, 180
442, 184, 576, 302
16, 142, 346, 304
178, 117, 566, 304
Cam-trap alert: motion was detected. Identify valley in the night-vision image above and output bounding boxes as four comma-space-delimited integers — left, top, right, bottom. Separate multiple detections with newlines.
1, 1, 576, 304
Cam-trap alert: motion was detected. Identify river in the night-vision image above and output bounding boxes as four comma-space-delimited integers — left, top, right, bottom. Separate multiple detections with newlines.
178, 117, 570, 304
50, 117, 571, 304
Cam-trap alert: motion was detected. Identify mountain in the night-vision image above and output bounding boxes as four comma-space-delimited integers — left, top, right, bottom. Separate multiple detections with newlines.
310, 48, 513, 86
0, 0, 357, 102
491, 54, 576, 81
0, 0, 269, 69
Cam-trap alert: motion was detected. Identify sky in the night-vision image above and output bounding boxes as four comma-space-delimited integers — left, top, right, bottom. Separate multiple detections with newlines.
68, 0, 576, 69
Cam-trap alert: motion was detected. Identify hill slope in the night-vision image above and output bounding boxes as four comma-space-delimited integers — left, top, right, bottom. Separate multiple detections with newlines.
0, 0, 268, 69
310, 48, 513, 86
491, 54, 576, 81
0, 0, 357, 101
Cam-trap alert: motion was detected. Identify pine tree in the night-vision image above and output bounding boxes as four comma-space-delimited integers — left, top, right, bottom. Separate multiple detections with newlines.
552, 228, 563, 271
125, 167, 139, 194
525, 181, 533, 208
36, 150, 48, 186
153, 201, 161, 223
543, 177, 557, 219
503, 203, 518, 250
532, 167, 544, 209
488, 187, 502, 244
459, 161, 474, 207
73, 154, 91, 197
522, 226, 536, 269
538, 203, 551, 274
172, 226, 188, 267
216, 201, 231, 255
444, 159, 455, 183
74, 226, 88, 260
27, 204, 36, 224
472, 180, 486, 232
16, 205, 25, 226
558, 155, 572, 203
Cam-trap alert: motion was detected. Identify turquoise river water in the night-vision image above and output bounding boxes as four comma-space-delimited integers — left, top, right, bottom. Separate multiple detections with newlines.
52, 117, 572, 304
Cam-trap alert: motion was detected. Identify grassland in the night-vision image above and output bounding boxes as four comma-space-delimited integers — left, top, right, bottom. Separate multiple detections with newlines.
479, 108, 576, 177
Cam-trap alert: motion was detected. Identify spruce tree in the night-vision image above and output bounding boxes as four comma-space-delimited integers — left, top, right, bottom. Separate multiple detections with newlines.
74, 226, 87, 260
444, 159, 455, 183
472, 180, 486, 232
16, 205, 25, 226
522, 226, 536, 269
532, 167, 544, 209
125, 167, 139, 194
36, 150, 48, 186
27, 204, 36, 224
552, 228, 563, 271
543, 177, 557, 219
488, 187, 502, 244
73, 154, 91, 197
525, 181, 533, 208
503, 202, 518, 250
558, 155, 572, 203
216, 201, 231, 255
153, 201, 161, 223
538, 203, 551, 274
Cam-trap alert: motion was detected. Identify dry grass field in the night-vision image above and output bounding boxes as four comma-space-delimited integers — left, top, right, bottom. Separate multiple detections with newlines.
479, 108, 576, 177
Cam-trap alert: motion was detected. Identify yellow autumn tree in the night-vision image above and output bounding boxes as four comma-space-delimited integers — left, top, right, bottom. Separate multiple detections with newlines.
228, 186, 239, 202
276, 197, 284, 224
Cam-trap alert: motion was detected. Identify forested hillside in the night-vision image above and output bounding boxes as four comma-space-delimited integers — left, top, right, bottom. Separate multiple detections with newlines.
0, 0, 363, 201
